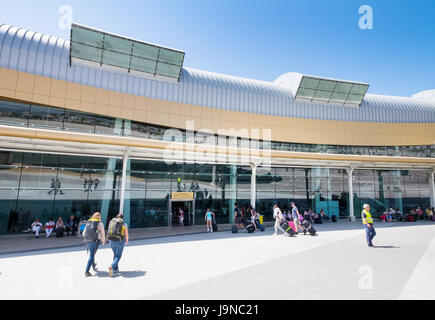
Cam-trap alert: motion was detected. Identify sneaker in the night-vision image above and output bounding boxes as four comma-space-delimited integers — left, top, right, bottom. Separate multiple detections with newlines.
368, 244, 374, 247
84, 272, 91, 277
108, 266, 113, 277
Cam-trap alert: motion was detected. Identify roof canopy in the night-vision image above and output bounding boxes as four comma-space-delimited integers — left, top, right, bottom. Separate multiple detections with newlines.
294, 75, 369, 106
70, 23, 185, 82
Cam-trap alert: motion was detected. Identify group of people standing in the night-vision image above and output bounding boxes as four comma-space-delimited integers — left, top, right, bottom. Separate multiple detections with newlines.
234, 203, 260, 231
82, 212, 129, 278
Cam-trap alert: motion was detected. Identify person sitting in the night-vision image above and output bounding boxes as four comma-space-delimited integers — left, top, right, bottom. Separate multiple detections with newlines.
65, 215, 79, 236
386, 208, 394, 222
55, 217, 65, 237
45, 218, 55, 238
307, 209, 314, 223
394, 208, 403, 221
31, 219, 43, 238
380, 210, 388, 222
416, 207, 424, 220
314, 212, 322, 224
320, 209, 330, 223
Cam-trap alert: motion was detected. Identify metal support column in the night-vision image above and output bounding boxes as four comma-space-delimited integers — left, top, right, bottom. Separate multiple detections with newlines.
348, 167, 356, 222
119, 147, 131, 218
430, 170, 435, 209
250, 163, 257, 208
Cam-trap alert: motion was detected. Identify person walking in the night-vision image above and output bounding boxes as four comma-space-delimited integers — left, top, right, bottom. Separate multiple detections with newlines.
362, 204, 376, 247
204, 208, 215, 232
234, 203, 244, 230
83, 212, 106, 277
179, 207, 185, 227
107, 213, 129, 277
290, 202, 304, 234
273, 205, 286, 235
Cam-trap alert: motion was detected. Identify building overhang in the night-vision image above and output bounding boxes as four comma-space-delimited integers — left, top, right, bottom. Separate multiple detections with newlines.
0, 126, 434, 170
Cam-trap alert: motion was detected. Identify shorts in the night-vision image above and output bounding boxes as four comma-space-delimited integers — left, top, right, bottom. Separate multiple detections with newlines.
293, 218, 301, 226
236, 217, 243, 224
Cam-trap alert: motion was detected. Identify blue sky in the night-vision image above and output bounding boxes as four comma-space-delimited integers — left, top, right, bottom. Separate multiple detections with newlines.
1, 0, 434, 96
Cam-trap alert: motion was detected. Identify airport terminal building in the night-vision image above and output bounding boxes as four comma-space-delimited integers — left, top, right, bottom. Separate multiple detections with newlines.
0, 23, 434, 234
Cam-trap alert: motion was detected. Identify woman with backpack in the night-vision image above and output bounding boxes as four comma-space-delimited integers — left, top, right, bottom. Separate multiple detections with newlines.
83, 212, 106, 277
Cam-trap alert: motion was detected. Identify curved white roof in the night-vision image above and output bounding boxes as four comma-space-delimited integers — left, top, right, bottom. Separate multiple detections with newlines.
1, 24, 435, 123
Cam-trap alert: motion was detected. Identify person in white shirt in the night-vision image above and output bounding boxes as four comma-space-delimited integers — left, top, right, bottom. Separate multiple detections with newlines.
45, 218, 55, 238
273, 205, 286, 235
31, 219, 43, 238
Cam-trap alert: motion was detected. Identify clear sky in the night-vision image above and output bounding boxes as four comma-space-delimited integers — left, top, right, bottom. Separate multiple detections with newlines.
1, 0, 434, 97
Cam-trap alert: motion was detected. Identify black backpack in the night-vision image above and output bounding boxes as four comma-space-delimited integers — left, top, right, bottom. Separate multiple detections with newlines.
83, 219, 99, 242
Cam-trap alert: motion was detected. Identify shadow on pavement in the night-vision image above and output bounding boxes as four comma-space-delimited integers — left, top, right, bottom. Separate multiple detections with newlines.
95, 270, 147, 278
373, 245, 400, 249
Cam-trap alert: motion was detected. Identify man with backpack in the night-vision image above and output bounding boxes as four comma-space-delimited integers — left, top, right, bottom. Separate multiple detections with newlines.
83, 212, 106, 277
107, 213, 129, 277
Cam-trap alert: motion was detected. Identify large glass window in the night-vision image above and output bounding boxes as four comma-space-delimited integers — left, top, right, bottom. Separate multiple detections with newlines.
29, 105, 64, 130
0, 100, 30, 126
63, 110, 95, 133
0, 151, 119, 234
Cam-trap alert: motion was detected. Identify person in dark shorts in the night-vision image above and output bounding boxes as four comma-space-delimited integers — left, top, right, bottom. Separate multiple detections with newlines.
234, 203, 244, 229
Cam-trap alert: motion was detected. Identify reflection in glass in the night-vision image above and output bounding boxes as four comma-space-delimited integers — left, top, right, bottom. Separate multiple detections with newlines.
64, 110, 95, 133
0, 100, 30, 126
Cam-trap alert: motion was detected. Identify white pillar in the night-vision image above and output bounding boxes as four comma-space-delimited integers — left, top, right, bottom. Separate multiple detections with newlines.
250, 164, 257, 208
119, 147, 131, 214
348, 167, 356, 222
430, 170, 435, 209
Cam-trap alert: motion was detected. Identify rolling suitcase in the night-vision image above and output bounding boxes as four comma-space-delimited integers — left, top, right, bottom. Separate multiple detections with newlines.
246, 224, 255, 233
281, 220, 297, 236
231, 225, 238, 233
302, 220, 316, 236
212, 222, 218, 232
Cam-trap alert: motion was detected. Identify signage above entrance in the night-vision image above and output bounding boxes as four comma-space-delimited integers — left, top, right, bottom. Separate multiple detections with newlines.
172, 192, 194, 200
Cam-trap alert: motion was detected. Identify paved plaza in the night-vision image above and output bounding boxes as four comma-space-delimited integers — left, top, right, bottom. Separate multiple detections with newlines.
0, 221, 434, 300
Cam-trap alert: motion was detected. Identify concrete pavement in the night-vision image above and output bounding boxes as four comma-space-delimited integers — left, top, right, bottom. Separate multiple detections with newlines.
0, 221, 434, 300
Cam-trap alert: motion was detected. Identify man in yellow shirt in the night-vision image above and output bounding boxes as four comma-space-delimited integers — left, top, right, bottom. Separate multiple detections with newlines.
362, 204, 376, 247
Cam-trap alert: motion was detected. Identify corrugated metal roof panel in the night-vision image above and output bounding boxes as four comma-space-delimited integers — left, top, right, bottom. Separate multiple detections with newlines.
1, 24, 434, 124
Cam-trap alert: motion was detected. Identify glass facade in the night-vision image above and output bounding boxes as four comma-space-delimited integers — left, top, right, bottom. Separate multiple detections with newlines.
0, 151, 121, 235
0, 150, 433, 235
352, 169, 431, 218
256, 167, 349, 222
0, 98, 434, 158
125, 161, 248, 229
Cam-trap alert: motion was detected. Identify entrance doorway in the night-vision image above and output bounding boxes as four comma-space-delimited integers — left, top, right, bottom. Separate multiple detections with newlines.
168, 200, 194, 227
